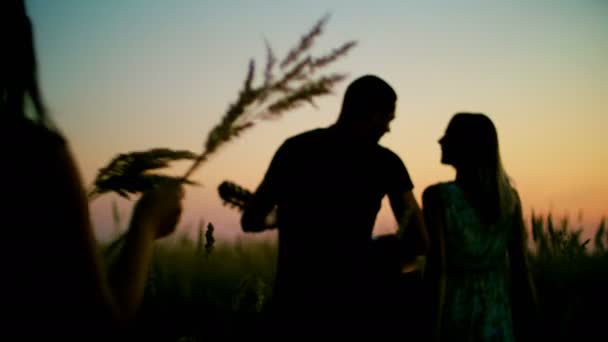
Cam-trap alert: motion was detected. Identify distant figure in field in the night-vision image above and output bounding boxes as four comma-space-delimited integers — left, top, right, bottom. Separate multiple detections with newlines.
240, 74, 429, 337
422, 113, 539, 341
0, 1, 184, 339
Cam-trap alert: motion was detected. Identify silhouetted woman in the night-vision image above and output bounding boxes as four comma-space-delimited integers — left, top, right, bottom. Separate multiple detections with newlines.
422, 113, 539, 341
1, 1, 184, 339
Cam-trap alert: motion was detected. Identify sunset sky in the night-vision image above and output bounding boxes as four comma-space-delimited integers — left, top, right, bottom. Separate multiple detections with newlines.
26, 0, 607, 242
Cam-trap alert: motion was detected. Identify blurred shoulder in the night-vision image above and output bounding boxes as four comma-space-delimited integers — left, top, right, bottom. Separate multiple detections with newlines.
422, 181, 453, 205
4, 116, 66, 150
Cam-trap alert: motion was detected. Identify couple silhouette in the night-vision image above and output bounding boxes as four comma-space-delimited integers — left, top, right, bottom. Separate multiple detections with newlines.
240, 75, 539, 340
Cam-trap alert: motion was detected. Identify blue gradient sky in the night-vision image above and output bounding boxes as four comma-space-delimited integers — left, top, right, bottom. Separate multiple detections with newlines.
26, 0, 607, 242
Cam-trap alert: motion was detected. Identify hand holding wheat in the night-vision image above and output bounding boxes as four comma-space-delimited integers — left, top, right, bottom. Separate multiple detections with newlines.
130, 180, 185, 239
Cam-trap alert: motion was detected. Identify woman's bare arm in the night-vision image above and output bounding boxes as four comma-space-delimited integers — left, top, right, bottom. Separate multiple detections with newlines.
50, 141, 121, 321
53, 141, 183, 322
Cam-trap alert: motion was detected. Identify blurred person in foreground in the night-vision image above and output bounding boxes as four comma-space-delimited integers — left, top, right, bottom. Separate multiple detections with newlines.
0, 1, 184, 339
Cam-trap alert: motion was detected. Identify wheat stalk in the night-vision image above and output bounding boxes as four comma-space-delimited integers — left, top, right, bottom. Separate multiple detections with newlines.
88, 148, 199, 201
89, 14, 356, 199
181, 13, 356, 181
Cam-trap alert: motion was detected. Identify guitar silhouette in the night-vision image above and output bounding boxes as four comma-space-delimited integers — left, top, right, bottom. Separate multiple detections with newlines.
217, 180, 421, 276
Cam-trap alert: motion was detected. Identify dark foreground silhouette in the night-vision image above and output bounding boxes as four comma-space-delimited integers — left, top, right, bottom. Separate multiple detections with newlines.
1, 1, 184, 339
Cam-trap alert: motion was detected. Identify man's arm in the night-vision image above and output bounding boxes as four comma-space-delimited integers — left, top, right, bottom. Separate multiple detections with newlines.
389, 189, 430, 268
241, 179, 279, 232
390, 190, 430, 256
383, 150, 429, 262
241, 142, 289, 232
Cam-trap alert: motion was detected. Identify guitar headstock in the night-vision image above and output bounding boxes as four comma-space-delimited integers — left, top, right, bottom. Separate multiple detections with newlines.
218, 180, 253, 211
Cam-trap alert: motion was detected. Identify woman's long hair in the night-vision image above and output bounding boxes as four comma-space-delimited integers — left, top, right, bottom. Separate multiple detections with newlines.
1, 0, 52, 127
445, 112, 516, 223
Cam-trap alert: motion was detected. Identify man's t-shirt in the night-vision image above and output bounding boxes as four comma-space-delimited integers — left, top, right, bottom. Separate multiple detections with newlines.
258, 125, 413, 308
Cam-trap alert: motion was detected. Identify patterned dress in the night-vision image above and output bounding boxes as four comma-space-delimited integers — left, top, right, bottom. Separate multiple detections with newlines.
438, 182, 515, 342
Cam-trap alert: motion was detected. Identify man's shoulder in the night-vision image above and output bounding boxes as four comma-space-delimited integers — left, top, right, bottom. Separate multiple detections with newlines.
375, 145, 407, 165
283, 127, 328, 146
376, 144, 400, 157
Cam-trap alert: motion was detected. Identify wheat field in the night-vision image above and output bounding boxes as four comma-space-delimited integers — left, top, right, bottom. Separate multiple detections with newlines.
99, 214, 607, 341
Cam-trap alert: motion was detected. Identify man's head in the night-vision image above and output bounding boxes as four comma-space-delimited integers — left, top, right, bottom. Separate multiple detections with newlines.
336, 75, 397, 143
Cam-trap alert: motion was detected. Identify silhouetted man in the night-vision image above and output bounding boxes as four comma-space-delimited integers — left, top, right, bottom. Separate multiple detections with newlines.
241, 75, 429, 338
